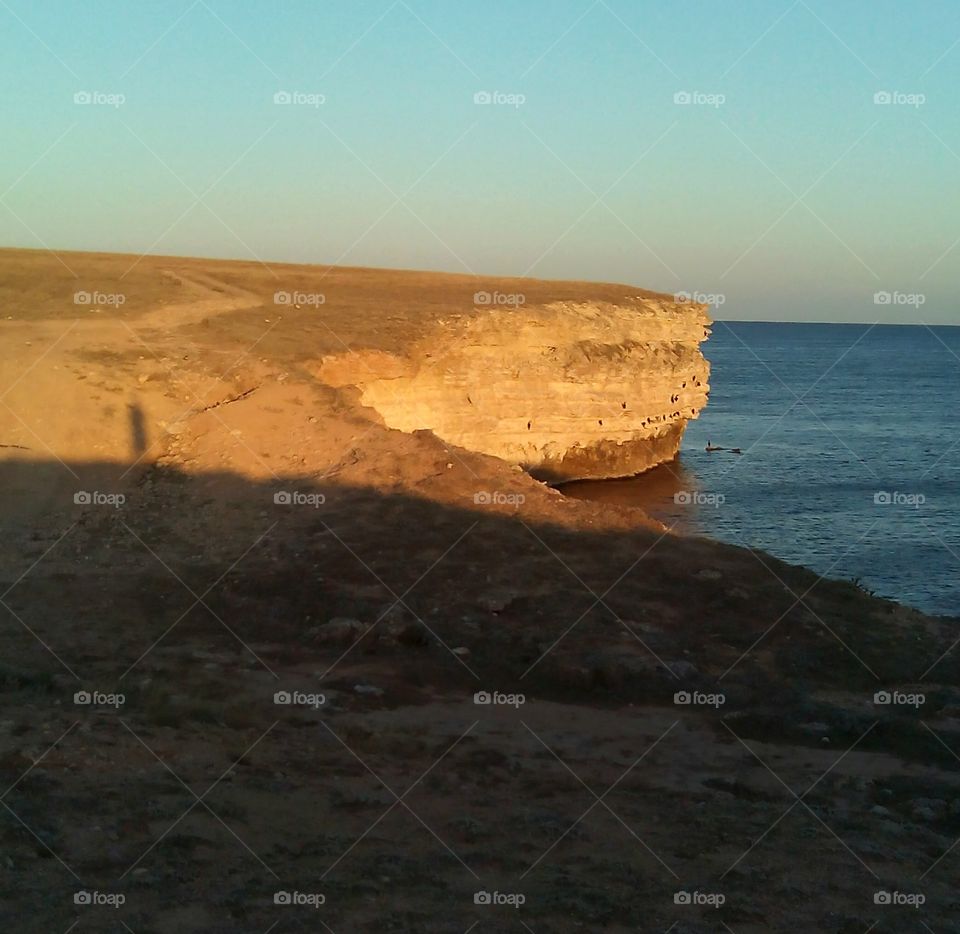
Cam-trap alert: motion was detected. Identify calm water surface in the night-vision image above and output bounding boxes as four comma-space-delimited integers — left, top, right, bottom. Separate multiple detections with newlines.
564, 322, 960, 618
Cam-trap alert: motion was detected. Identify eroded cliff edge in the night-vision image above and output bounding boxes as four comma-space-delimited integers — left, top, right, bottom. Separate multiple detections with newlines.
319, 296, 711, 482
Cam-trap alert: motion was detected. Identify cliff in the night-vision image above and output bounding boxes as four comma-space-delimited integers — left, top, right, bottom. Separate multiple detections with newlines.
318, 296, 711, 482
5, 250, 957, 933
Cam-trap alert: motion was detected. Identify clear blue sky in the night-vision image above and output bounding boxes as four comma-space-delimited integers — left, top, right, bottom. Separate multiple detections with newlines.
1, 0, 958, 322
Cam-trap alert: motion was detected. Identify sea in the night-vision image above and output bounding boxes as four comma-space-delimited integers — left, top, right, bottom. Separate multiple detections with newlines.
563, 322, 959, 618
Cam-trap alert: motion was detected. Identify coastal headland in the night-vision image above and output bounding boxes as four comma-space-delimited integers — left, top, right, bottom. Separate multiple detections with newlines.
1, 248, 958, 932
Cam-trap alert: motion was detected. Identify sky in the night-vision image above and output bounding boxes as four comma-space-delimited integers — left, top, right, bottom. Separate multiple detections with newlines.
1, 0, 958, 323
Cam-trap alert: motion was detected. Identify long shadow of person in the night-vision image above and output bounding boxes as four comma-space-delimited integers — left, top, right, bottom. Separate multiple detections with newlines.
127, 401, 147, 458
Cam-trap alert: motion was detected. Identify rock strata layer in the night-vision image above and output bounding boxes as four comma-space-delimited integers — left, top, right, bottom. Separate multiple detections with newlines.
319, 296, 711, 482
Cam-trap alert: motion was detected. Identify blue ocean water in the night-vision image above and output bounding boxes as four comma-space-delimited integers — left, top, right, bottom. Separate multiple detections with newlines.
565, 322, 960, 618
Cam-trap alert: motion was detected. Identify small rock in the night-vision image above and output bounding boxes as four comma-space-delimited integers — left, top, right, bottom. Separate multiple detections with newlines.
313, 618, 364, 645
478, 591, 517, 613
354, 684, 383, 697
696, 569, 723, 582
395, 623, 428, 647
452, 646, 470, 657
911, 798, 946, 821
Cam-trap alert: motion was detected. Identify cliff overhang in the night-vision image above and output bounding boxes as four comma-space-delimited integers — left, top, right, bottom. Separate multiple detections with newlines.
318, 296, 711, 482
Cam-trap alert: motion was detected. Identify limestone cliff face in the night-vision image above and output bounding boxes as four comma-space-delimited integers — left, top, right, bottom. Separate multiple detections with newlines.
319, 297, 711, 482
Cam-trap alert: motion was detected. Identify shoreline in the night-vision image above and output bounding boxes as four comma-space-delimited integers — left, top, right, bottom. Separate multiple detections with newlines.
558, 462, 957, 622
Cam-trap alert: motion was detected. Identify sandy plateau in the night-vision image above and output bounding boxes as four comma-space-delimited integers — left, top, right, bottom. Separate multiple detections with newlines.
0, 248, 958, 933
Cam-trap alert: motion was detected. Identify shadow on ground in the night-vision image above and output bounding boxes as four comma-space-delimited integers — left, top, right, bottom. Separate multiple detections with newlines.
1, 457, 959, 933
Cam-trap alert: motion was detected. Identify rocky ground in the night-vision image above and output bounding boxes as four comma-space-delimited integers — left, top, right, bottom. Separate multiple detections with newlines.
1, 249, 958, 933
